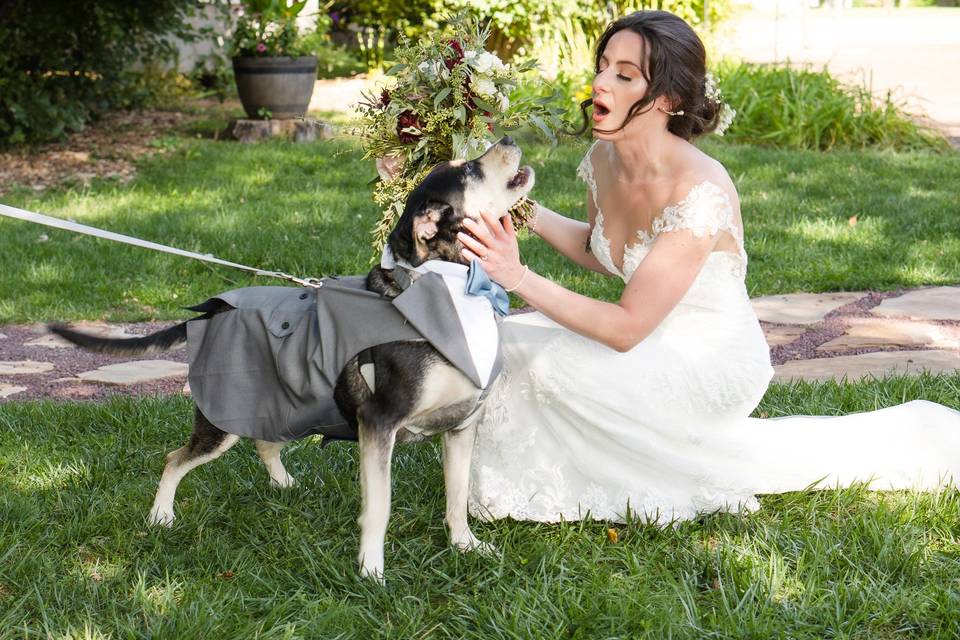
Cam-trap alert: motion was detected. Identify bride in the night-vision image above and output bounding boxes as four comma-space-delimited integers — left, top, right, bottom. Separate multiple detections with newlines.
455, 10, 960, 524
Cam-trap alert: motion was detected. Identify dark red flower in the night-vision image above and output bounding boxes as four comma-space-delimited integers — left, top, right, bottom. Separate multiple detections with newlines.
463, 79, 477, 111
483, 110, 494, 132
379, 88, 391, 107
443, 39, 465, 71
396, 110, 424, 143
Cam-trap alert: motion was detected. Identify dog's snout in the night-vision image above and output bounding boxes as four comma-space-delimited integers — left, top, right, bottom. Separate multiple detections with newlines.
498, 135, 516, 147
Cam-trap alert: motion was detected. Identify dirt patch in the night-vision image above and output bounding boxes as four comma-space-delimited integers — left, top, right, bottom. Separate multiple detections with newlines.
0, 109, 209, 195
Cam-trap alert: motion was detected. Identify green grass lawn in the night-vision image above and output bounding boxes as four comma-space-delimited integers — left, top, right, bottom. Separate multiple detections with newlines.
0, 126, 958, 323
1, 118, 959, 637
2, 375, 960, 638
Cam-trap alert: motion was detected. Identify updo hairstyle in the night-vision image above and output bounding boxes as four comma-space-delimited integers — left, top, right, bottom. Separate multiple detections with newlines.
575, 10, 722, 140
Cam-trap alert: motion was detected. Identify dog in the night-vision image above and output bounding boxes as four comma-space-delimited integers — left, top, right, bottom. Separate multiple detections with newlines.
50, 136, 535, 582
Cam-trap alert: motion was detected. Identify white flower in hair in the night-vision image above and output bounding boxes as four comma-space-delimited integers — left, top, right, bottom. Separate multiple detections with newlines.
704, 72, 722, 102
704, 72, 735, 136
714, 103, 736, 136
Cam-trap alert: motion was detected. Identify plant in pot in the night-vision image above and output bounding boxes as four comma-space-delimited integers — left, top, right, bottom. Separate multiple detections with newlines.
231, 0, 317, 119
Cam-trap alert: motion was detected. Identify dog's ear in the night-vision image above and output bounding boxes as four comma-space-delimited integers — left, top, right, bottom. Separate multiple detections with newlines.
414, 202, 445, 242
390, 199, 452, 266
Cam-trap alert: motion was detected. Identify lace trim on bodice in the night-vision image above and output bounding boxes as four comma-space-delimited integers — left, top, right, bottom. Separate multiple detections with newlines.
576, 141, 748, 283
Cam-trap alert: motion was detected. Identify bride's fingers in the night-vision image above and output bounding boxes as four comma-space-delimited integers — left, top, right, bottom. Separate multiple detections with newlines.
502, 212, 516, 238
477, 210, 505, 240
461, 247, 483, 262
462, 216, 492, 242
457, 231, 488, 256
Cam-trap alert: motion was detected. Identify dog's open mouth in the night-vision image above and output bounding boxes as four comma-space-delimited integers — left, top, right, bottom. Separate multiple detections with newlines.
507, 166, 532, 190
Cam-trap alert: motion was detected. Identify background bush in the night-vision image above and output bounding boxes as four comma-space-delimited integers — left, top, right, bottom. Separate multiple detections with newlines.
714, 62, 949, 152
0, 0, 211, 146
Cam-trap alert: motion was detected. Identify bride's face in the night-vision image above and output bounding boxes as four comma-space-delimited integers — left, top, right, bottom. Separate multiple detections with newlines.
591, 30, 669, 140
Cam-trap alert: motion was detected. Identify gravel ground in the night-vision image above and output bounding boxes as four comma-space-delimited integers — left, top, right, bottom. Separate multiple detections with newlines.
0, 322, 188, 401
2, 292, 957, 402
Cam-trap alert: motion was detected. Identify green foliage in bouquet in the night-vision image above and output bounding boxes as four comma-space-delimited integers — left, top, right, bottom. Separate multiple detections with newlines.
354, 18, 569, 253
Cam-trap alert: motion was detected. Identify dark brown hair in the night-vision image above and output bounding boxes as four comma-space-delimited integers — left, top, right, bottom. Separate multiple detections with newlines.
573, 10, 721, 140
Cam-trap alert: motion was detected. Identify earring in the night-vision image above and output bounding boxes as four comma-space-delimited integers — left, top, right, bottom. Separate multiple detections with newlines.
658, 106, 684, 117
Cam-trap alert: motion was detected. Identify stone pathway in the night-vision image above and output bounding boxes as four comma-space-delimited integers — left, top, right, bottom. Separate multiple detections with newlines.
0, 286, 957, 401
754, 286, 959, 383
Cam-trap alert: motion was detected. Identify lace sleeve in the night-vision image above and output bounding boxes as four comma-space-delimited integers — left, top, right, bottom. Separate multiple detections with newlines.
576, 141, 600, 211
653, 181, 739, 242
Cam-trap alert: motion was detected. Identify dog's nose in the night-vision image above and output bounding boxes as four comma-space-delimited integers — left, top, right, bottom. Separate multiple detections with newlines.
498, 135, 516, 147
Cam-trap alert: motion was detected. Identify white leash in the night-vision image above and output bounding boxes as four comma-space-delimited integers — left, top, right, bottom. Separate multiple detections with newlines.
0, 202, 324, 288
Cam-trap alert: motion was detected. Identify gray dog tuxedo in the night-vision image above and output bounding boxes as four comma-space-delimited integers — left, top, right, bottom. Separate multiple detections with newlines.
184, 264, 503, 444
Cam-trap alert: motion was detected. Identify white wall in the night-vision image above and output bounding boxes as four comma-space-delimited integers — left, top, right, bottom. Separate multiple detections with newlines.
172, 0, 322, 72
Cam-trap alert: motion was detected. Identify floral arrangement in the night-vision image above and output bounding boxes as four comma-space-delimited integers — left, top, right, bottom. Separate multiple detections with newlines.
704, 72, 736, 136
354, 19, 567, 253
231, 0, 310, 58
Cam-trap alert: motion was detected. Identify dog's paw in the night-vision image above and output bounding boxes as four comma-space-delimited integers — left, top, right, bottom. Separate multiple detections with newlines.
269, 473, 297, 489
148, 507, 175, 527
359, 564, 386, 586
452, 533, 498, 556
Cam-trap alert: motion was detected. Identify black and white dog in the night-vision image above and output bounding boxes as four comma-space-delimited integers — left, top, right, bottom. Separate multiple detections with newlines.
50, 137, 534, 582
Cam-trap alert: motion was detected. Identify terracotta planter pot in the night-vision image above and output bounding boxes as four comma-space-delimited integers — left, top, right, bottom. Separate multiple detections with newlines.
232, 56, 318, 119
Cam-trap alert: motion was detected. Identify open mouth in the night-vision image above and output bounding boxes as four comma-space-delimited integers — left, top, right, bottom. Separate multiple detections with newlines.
507, 166, 532, 189
593, 101, 610, 123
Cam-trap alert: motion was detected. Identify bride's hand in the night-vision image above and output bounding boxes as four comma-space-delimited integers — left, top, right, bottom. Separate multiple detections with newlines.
458, 211, 526, 288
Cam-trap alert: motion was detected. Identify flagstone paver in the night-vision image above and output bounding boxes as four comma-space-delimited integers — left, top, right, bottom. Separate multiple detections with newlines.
0, 360, 55, 375
774, 350, 960, 383
762, 325, 808, 347
0, 384, 27, 399
816, 318, 960, 353
1, 285, 959, 400
751, 292, 864, 325
871, 287, 960, 321
75, 360, 188, 385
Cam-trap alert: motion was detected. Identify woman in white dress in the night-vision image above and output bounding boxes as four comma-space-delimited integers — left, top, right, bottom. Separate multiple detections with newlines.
456, 11, 960, 524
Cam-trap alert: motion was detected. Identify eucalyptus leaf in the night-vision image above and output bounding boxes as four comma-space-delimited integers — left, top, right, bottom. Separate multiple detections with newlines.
433, 87, 452, 109
470, 96, 496, 112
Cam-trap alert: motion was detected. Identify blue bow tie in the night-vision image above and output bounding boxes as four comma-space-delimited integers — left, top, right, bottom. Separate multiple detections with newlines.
465, 259, 509, 317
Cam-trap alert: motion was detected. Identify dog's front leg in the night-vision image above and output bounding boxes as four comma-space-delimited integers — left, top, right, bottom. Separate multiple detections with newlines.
357, 421, 397, 584
442, 421, 495, 555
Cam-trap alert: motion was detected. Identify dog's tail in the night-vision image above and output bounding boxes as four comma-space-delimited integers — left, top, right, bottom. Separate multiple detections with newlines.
48, 322, 188, 356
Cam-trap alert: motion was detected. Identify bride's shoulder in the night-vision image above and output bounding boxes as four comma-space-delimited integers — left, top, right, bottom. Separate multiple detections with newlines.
669, 148, 739, 212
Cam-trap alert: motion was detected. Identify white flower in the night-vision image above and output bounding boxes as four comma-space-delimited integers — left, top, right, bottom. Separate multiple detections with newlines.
714, 103, 736, 136
705, 72, 722, 103
463, 50, 478, 62
472, 51, 504, 74
473, 78, 497, 99
418, 59, 448, 81
497, 92, 510, 111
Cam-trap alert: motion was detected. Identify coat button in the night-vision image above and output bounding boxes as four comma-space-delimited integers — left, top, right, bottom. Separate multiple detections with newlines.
299, 292, 308, 299
281, 321, 290, 330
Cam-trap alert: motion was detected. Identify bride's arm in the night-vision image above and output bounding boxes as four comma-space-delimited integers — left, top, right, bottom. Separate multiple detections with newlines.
460, 192, 724, 352
529, 199, 614, 275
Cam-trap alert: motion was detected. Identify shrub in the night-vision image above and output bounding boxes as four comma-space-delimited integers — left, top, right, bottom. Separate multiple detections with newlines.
0, 0, 210, 146
714, 62, 949, 152
328, 0, 731, 69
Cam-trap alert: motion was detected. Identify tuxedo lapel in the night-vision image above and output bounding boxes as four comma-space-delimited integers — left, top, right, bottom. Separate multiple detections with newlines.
392, 271, 484, 388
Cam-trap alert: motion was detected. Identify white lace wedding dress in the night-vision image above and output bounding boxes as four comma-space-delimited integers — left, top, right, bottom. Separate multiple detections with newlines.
467, 143, 960, 524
